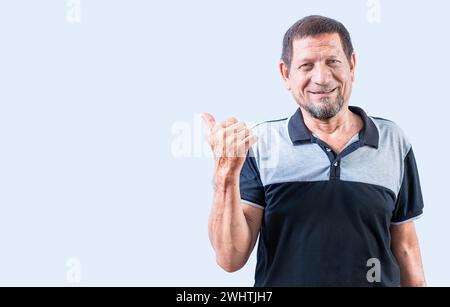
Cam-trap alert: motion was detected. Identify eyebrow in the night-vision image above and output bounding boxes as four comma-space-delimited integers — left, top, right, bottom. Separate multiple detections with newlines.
296, 55, 340, 63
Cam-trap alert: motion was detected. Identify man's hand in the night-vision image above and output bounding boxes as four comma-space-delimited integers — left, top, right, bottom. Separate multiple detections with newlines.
202, 113, 258, 175
203, 113, 262, 272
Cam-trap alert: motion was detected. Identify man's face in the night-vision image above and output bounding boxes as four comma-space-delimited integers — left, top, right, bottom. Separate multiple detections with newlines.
280, 33, 356, 120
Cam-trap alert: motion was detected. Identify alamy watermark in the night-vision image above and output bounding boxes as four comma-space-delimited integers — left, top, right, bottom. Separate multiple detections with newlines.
170, 114, 281, 169
366, 258, 381, 283
66, 257, 81, 284
366, 0, 382, 23
66, 0, 82, 24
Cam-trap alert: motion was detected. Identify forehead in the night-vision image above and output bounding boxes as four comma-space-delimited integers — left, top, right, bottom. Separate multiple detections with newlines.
292, 33, 344, 60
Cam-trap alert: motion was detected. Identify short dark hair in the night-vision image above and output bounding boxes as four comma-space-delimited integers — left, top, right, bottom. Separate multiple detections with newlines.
281, 15, 354, 69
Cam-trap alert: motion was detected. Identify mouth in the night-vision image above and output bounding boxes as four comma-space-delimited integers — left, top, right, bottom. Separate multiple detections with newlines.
308, 87, 338, 95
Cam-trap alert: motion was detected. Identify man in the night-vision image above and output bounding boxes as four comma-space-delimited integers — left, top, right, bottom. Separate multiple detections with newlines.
203, 15, 425, 287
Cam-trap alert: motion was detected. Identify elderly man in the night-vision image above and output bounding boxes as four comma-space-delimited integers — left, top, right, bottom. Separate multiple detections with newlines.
203, 15, 425, 287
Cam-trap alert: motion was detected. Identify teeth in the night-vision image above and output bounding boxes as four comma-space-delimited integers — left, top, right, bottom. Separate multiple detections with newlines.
311, 88, 334, 94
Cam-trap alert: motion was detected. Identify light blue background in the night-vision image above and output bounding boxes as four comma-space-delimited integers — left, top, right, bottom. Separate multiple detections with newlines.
0, 0, 448, 286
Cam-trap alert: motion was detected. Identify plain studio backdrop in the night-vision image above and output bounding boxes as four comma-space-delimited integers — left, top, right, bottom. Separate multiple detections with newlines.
0, 0, 448, 286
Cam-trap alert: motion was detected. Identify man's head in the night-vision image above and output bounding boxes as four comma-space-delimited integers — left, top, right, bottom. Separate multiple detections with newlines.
280, 15, 356, 120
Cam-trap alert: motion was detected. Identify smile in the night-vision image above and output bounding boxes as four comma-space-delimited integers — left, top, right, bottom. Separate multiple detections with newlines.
308, 87, 337, 95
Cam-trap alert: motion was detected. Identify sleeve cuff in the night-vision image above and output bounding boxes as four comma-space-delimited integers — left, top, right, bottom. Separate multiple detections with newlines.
241, 199, 264, 210
391, 212, 423, 225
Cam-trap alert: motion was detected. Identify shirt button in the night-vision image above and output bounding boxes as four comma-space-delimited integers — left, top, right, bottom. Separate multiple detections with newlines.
326, 148, 331, 152
333, 161, 339, 167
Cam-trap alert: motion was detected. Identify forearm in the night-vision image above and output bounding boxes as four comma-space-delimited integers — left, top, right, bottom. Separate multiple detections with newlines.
393, 242, 426, 287
208, 171, 252, 271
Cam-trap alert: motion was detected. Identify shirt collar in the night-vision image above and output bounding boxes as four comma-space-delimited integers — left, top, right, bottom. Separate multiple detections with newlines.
287, 106, 379, 148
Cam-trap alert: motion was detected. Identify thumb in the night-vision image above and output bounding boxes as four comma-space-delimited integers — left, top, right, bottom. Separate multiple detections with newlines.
201, 112, 216, 131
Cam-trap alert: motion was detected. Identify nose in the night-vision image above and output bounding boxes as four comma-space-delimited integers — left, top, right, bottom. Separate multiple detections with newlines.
310, 63, 332, 86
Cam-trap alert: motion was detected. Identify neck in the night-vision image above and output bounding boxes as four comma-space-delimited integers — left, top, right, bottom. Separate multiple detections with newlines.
301, 105, 360, 137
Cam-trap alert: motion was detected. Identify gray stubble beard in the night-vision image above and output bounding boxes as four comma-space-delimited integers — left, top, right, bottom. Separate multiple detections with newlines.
299, 93, 345, 120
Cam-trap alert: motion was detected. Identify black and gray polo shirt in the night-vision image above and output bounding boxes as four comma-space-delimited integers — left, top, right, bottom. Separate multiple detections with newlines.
240, 106, 424, 287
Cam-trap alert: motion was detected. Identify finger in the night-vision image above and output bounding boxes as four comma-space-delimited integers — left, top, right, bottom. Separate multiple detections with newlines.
223, 125, 248, 146
220, 117, 239, 128
224, 122, 247, 135
236, 134, 257, 158
201, 112, 216, 131
236, 142, 250, 158
223, 130, 252, 157
240, 134, 258, 149
231, 128, 250, 142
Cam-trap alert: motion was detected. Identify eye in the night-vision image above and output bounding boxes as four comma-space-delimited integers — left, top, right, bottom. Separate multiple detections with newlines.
327, 59, 341, 65
298, 63, 313, 71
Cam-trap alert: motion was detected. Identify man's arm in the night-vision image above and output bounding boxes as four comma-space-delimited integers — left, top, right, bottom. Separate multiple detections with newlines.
203, 113, 263, 272
390, 221, 426, 287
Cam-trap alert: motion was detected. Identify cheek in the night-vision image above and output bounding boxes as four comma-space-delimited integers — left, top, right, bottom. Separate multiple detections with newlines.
335, 70, 352, 90
341, 79, 353, 99
291, 75, 309, 93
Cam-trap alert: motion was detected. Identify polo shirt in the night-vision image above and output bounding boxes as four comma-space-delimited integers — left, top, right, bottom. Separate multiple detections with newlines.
240, 106, 424, 287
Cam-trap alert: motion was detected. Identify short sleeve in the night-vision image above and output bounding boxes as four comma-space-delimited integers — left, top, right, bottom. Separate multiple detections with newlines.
391, 147, 424, 224
240, 150, 266, 209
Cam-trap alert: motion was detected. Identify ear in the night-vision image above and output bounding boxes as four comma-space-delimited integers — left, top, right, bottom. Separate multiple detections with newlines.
279, 60, 291, 91
349, 52, 356, 82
